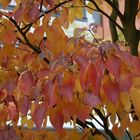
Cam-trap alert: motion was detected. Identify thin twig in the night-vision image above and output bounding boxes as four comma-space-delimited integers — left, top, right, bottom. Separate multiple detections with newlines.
126, 129, 133, 140
39, 0, 72, 19
81, 0, 124, 33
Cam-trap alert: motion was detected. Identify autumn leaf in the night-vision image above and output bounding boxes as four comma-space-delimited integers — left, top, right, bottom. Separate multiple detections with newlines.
105, 54, 121, 79
85, 62, 102, 95
42, 80, 57, 107
33, 103, 47, 129
19, 96, 31, 116
49, 106, 64, 130
130, 87, 140, 116
102, 77, 119, 104
120, 93, 131, 112
85, 93, 100, 107
18, 71, 35, 96
2, 30, 17, 44
0, 0, 11, 8
7, 102, 17, 120
119, 73, 132, 92
77, 105, 90, 122
28, 3, 40, 22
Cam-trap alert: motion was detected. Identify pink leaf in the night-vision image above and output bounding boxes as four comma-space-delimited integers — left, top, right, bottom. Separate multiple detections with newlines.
85, 93, 100, 107
59, 85, 73, 101
18, 71, 35, 96
34, 103, 47, 129
105, 55, 121, 79
74, 55, 88, 70
19, 96, 31, 116
8, 102, 17, 120
37, 68, 50, 79
28, 3, 40, 22
102, 79, 119, 105
43, 80, 57, 107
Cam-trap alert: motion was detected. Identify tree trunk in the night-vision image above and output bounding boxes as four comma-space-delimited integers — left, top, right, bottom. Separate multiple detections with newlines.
123, 27, 140, 56
122, 0, 140, 56
109, 0, 119, 42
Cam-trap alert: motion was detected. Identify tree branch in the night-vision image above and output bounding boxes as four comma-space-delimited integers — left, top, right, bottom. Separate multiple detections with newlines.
82, 0, 124, 33
0, 11, 49, 64
38, 0, 72, 19
104, 0, 124, 21
93, 108, 117, 140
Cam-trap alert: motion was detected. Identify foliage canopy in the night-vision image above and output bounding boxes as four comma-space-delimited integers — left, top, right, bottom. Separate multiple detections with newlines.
0, 0, 140, 139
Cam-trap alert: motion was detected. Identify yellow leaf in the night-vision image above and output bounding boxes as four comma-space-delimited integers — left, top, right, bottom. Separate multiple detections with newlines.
0, 0, 10, 8
69, 130, 81, 140
27, 119, 34, 129
15, 0, 21, 5
21, 116, 28, 125
74, 77, 83, 93
93, 134, 106, 140
133, 76, 140, 88
130, 87, 140, 115
129, 121, 140, 136
69, 8, 84, 23
46, 132, 58, 140
120, 93, 131, 112
87, 2, 96, 14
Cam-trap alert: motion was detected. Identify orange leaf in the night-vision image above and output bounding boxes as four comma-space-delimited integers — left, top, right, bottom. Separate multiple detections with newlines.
0, 0, 11, 8
2, 30, 17, 44
130, 87, 140, 115
119, 73, 132, 92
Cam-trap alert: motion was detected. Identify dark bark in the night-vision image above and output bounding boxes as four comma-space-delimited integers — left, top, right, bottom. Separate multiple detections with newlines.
124, 29, 139, 56
109, 0, 119, 42
122, 0, 139, 56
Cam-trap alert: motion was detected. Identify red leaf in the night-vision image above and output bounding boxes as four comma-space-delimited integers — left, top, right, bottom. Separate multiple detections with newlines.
50, 107, 64, 130
34, 103, 47, 129
18, 71, 35, 96
74, 55, 88, 70
28, 3, 40, 22
19, 96, 31, 116
45, 0, 55, 7
2, 30, 16, 44
77, 105, 90, 122
8, 102, 17, 120
14, 4, 25, 22
102, 78, 119, 104
59, 85, 73, 101
43, 80, 57, 107
85, 62, 102, 95
105, 55, 121, 79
